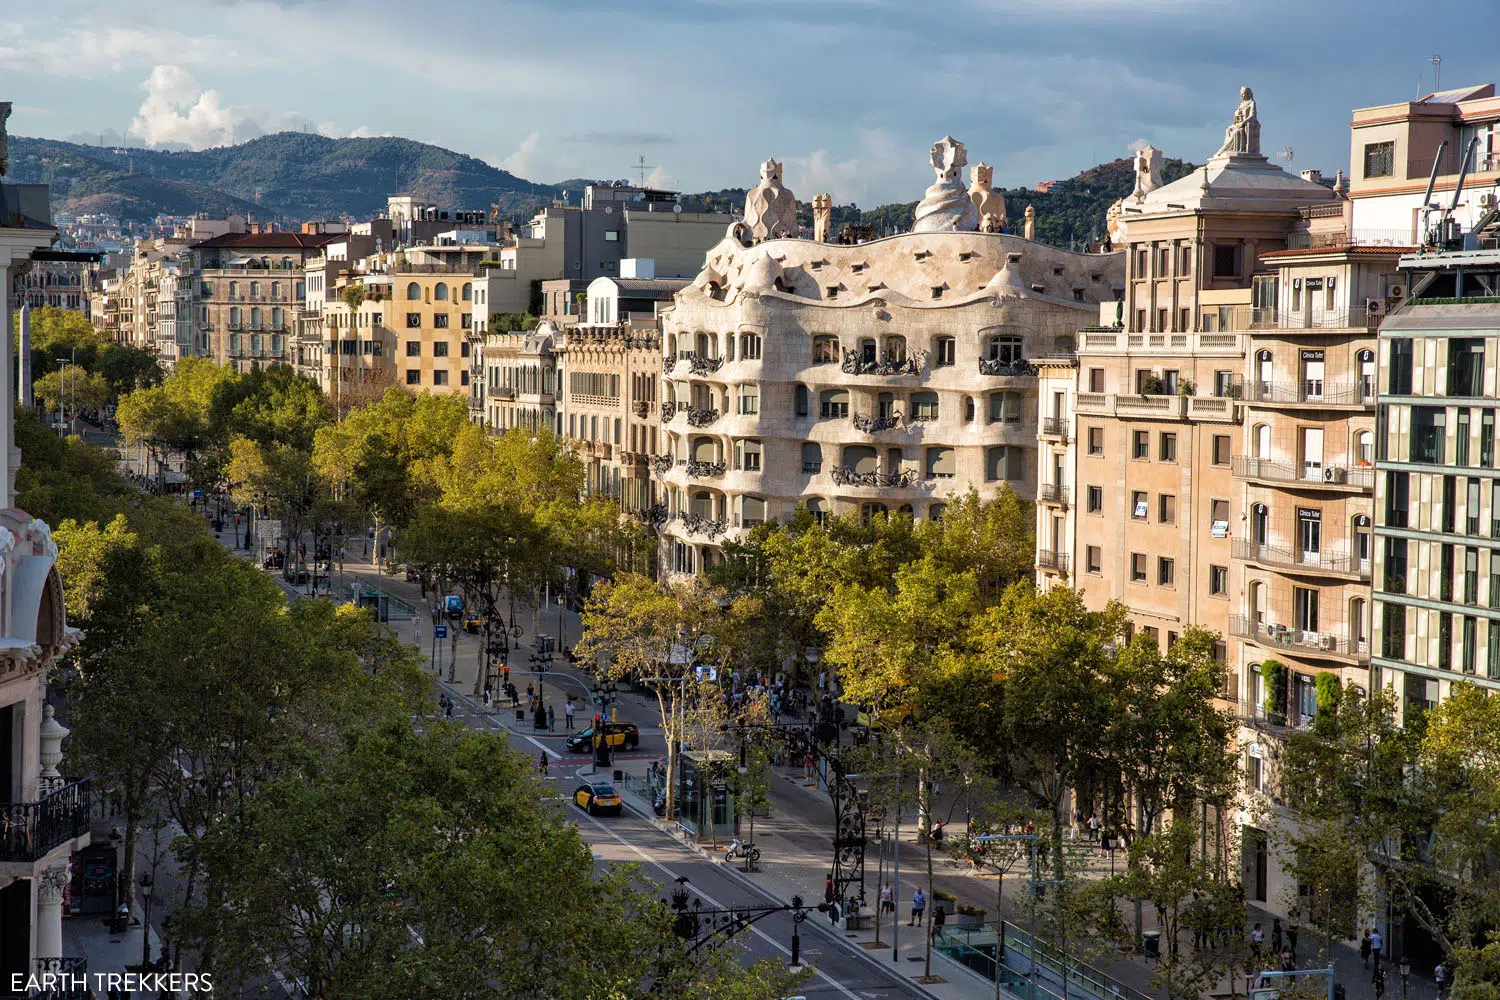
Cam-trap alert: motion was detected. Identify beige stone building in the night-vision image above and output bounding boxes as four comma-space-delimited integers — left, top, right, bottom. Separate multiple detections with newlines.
655, 140, 1123, 577
190, 232, 337, 372
557, 324, 663, 514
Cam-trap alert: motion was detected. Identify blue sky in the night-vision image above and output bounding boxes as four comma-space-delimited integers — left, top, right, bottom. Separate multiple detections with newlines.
0, 0, 1492, 206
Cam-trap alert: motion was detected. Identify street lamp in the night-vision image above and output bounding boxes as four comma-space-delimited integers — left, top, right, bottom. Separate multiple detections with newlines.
593, 679, 619, 723
1399, 955, 1411, 1000
139, 873, 155, 969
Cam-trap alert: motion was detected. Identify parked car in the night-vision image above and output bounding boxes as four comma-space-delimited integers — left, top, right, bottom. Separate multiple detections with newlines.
573, 782, 623, 816
565, 722, 640, 753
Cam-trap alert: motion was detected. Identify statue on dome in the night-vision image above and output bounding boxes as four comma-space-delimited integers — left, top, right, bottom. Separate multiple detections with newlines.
1214, 87, 1261, 157
912, 136, 980, 233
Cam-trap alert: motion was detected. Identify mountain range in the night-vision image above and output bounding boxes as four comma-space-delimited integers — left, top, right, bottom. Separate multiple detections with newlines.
7, 131, 1194, 248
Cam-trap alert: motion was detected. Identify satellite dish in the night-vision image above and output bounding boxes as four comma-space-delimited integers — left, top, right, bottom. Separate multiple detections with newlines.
604, 206, 613, 214
673, 204, 682, 215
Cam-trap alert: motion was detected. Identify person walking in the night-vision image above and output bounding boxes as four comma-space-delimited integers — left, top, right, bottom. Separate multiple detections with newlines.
565, 697, 575, 730
931, 904, 946, 937
1435, 961, 1449, 998
1271, 919, 1283, 957
1370, 926, 1384, 966
547, 704, 556, 731
910, 887, 926, 927
538, 752, 548, 776
825, 873, 835, 906
879, 881, 893, 918
1251, 923, 1264, 962
1287, 916, 1299, 965
1360, 931, 1372, 969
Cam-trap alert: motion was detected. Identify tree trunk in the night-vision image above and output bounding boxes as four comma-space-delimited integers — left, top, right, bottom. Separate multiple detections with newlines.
120, 803, 138, 919
922, 770, 935, 979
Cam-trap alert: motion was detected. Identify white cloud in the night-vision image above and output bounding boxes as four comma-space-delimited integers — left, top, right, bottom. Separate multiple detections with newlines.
1127, 137, 1153, 152
645, 165, 675, 189
497, 132, 542, 177
0, 21, 240, 77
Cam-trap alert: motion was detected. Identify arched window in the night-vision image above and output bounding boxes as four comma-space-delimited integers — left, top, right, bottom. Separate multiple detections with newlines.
843, 445, 878, 474
741, 332, 763, 360
987, 391, 1022, 423
741, 496, 766, 527
1355, 430, 1373, 467
924, 447, 955, 479
794, 384, 810, 418
986, 446, 1021, 481
1350, 597, 1368, 651
964, 396, 975, 423
462, 282, 473, 302
885, 336, 907, 363
1252, 503, 1269, 545
1253, 423, 1270, 458
806, 497, 828, 525
911, 391, 939, 422
1248, 580, 1265, 626
434, 283, 449, 301
801, 442, 822, 474
928, 503, 947, 522
407, 282, 422, 300
820, 390, 849, 419
860, 503, 888, 524
735, 439, 762, 471
692, 437, 717, 462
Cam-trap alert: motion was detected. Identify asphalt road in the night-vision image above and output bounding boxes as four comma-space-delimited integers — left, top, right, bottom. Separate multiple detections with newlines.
565, 768, 928, 1000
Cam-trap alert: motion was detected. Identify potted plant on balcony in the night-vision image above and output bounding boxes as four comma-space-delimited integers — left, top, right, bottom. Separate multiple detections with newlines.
1177, 379, 1196, 397
1262, 659, 1287, 726
1314, 672, 1341, 718
1140, 374, 1165, 397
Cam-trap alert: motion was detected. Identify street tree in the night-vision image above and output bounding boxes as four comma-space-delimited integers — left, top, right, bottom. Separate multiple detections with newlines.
226, 436, 330, 572
33, 367, 111, 417
577, 574, 758, 821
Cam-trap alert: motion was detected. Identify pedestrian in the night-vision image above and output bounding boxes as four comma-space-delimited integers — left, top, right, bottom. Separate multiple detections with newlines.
1251, 922, 1264, 961
538, 752, 548, 776
547, 704, 555, 731
879, 881, 893, 917
1088, 813, 1100, 841
932, 904, 946, 937
910, 887, 926, 927
1360, 930, 1372, 969
1287, 917, 1299, 964
1435, 962, 1449, 997
1280, 949, 1294, 972
825, 873, 835, 905
445, 696, 454, 719
931, 819, 945, 847
527, 682, 535, 700
483, 686, 492, 710
1271, 918, 1283, 957
1370, 926, 1384, 965
803, 752, 815, 783
565, 697, 575, 730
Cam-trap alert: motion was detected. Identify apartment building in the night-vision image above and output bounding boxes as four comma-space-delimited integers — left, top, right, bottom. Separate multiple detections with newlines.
557, 323, 663, 513
655, 144, 1121, 577
1350, 83, 1500, 242
0, 168, 90, 989
481, 324, 560, 434
192, 231, 339, 372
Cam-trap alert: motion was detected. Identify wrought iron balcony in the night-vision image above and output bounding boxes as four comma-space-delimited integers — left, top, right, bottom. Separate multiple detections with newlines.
492, 386, 517, 400
686, 353, 725, 377
1231, 539, 1371, 580
638, 502, 668, 526
0, 778, 92, 862
651, 455, 675, 475
852, 412, 902, 434
1039, 416, 1068, 439
1038, 483, 1070, 506
1231, 456, 1374, 490
661, 401, 678, 421
1036, 550, 1070, 574
829, 466, 921, 489
685, 407, 720, 427
840, 348, 925, 377
678, 512, 729, 538
686, 460, 727, 478
663, 356, 677, 375
632, 400, 653, 418
978, 358, 1038, 378
1228, 616, 1369, 662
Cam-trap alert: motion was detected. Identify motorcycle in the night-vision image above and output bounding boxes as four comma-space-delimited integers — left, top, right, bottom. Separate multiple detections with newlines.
651, 789, 667, 817
724, 838, 761, 867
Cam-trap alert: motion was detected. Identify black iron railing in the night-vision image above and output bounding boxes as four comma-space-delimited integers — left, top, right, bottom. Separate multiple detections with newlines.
1038, 484, 1070, 506
840, 349, 924, 377
0, 778, 92, 862
651, 455, 674, 475
685, 460, 727, 478
852, 412, 901, 434
678, 512, 729, 538
685, 407, 720, 427
1036, 550, 1070, 574
829, 466, 920, 489
978, 358, 1038, 378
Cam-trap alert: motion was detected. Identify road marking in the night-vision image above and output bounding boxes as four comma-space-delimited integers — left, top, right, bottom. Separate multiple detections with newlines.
574, 804, 867, 1000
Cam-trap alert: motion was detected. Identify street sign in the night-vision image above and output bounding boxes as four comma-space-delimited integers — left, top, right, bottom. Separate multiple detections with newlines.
191, 489, 203, 499
434, 625, 449, 639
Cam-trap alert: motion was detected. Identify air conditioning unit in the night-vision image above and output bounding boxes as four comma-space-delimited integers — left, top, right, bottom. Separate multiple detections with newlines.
1388, 284, 1406, 301
1319, 634, 1337, 651
1324, 466, 1348, 484
1366, 298, 1385, 317
1482, 192, 1496, 209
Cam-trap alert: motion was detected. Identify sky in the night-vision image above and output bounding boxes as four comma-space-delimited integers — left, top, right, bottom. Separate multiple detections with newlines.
0, 0, 1492, 207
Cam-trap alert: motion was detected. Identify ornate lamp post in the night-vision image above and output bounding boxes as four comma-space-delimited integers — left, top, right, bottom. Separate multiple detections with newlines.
1400, 955, 1411, 1000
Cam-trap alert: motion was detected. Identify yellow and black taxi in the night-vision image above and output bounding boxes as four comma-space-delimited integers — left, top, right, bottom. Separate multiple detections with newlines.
462, 612, 488, 635
573, 782, 623, 816
565, 721, 640, 753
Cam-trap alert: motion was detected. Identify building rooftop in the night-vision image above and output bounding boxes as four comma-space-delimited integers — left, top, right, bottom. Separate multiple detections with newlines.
190, 232, 342, 250
1131, 153, 1338, 216
605, 277, 691, 296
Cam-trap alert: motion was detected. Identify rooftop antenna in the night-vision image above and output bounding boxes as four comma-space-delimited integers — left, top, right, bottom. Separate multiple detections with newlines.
1429, 55, 1442, 94
634, 155, 655, 187
1276, 145, 1294, 163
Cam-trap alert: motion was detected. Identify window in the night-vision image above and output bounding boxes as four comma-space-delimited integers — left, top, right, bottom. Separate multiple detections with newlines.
433, 370, 448, 386
434, 283, 449, 301
1386, 471, 1410, 527
1384, 537, 1408, 594
741, 333, 762, 360
405, 341, 420, 357
1210, 565, 1228, 595
1212, 244, 1241, 278
934, 337, 956, 367
1484, 409, 1496, 467
1211, 434, 1231, 467
406, 313, 422, 329
1133, 431, 1149, 459
812, 335, 839, 364
819, 389, 849, 419
801, 442, 823, 474
1131, 491, 1148, 519
1412, 406, 1446, 464
985, 446, 1022, 481
461, 341, 471, 357
1086, 546, 1102, 574
794, 385, 810, 418
1363, 140, 1395, 179
1252, 503, 1269, 544
1088, 368, 1105, 393
1439, 611, 1453, 671
964, 396, 975, 423
407, 282, 421, 300
924, 447, 956, 479
434, 313, 450, 328
1449, 339, 1485, 396
1087, 427, 1104, 456
1211, 499, 1230, 537
1158, 493, 1177, 524
406, 370, 421, 385
737, 439, 763, 472
462, 283, 472, 302
987, 392, 1022, 423
1087, 486, 1103, 513
1388, 338, 1413, 395
986, 335, 1024, 364
433, 342, 450, 358
911, 392, 939, 421
1468, 478, 1482, 535
1466, 546, 1480, 604
738, 386, 759, 415
1159, 433, 1177, 463
1130, 553, 1147, 582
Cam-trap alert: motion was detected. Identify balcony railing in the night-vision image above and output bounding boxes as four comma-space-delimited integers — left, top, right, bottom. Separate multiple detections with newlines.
33, 958, 90, 999
1232, 455, 1374, 490
0, 778, 92, 862
1285, 229, 1416, 251
686, 353, 725, 377
853, 412, 902, 434
661, 401, 678, 421
1037, 550, 1070, 574
685, 460, 727, 478
1245, 381, 1374, 407
829, 466, 921, 489
1233, 699, 1304, 735
685, 407, 720, 427
1231, 539, 1371, 579
1038, 483, 1070, 506
1228, 616, 1369, 661
978, 358, 1038, 378
1040, 416, 1068, 439
651, 455, 674, 475
678, 511, 729, 539
841, 349, 926, 377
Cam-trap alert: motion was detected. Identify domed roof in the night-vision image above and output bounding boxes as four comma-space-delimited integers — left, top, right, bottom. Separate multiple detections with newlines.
1134, 153, 1337, 216
739, 252, 783, 293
